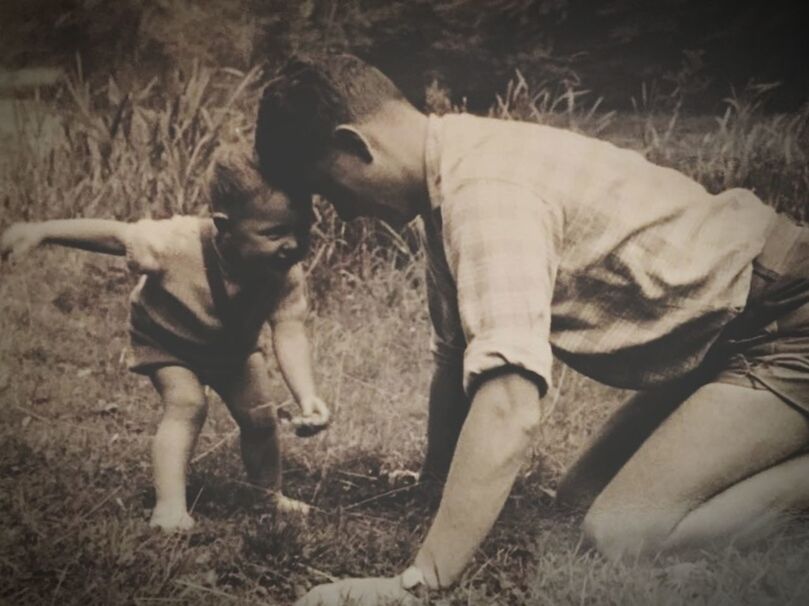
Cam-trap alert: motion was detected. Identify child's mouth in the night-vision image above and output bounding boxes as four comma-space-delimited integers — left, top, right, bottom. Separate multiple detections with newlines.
269, 252, 302, 270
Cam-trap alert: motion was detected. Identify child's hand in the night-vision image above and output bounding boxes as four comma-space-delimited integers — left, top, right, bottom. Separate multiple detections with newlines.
292, 395, 331, 437
1, 223, 44, 262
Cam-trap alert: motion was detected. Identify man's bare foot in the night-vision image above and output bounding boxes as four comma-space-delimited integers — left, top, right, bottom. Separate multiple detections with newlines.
149, 507, 195, 532
273, 493, 311, 515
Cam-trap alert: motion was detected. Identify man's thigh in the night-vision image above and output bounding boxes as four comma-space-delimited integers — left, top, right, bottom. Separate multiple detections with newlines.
584, 382, 809, 554
556, 383, 692, 511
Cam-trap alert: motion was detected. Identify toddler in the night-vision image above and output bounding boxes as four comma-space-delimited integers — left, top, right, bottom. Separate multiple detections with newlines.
1, 147, 330, 531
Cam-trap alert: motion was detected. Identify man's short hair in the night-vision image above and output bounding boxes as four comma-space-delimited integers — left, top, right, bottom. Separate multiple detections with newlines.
255, 53, 407, 191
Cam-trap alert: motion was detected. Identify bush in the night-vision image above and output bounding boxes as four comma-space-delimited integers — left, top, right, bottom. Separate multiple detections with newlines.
4, 1, 806, 112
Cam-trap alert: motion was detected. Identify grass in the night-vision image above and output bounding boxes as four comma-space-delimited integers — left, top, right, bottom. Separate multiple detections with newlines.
1, 66, 809, 604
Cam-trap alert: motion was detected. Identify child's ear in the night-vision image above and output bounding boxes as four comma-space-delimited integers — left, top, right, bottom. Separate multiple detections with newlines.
212, 211, 230, 234
333, 125, 373, 164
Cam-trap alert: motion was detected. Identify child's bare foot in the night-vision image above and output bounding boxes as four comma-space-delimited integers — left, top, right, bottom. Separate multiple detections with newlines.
385, 469, 420, 486
273, 493, 311, 515
149, 507, 195, 532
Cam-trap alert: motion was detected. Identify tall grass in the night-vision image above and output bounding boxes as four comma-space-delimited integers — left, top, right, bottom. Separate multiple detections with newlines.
4, 59, 261, 223
491, 69, 616, 136
638, 83, 809, 220
488, 72, 809, 220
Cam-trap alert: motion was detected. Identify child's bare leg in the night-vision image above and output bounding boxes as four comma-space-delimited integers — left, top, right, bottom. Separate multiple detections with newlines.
149, 366, 208, 531
214, 352, 309, 514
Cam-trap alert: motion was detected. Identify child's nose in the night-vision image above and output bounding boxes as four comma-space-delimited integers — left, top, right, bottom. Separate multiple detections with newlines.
279, 236, 298, 254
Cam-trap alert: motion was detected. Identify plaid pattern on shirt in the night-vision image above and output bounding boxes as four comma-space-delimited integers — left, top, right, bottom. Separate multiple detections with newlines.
421, 113, 777, 393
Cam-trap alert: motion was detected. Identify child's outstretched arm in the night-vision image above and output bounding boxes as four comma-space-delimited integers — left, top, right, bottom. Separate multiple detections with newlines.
1, 219, 131, 260
271, 318, 330, 436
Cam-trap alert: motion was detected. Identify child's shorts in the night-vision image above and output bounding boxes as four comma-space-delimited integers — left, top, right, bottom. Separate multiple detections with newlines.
128, 326, 261, 387
709, 212, 809, 417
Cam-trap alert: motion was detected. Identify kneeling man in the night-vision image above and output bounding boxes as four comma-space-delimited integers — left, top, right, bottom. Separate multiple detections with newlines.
256, 53, 809, 604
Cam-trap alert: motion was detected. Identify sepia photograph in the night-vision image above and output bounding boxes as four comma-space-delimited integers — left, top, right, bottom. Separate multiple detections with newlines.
1, 1, 808, 604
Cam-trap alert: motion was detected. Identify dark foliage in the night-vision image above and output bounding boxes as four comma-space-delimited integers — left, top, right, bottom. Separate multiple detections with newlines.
2, 0, 806, 111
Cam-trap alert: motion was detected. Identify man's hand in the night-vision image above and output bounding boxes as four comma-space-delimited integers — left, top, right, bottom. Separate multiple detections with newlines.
295, 576, 420, 606
292, 395, 331, 437
0, 222, 44, 262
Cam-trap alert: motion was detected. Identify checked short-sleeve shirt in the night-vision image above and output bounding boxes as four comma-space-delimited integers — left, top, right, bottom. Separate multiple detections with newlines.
421, 113, 777, 394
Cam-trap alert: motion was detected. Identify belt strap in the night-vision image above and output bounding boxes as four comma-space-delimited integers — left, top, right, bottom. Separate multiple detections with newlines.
200, 221, 235, 328
734, 212, 809, 336
199, 221, 264, 351
753, 212, 806, 284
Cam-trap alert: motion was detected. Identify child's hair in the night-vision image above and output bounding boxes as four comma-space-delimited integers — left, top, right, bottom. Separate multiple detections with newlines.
206, 145, 314, 222
206, 146, 266, 216
255, 53, 410, 191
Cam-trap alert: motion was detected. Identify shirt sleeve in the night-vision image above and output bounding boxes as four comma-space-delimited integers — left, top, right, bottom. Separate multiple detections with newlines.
125, 216, 195, 275
268, 263, 308, 324
441, 179, 560, 396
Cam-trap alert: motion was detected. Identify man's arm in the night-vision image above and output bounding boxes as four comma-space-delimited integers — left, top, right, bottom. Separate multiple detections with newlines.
414, 370, 542, 587
413, 180, 555, 585
294, 370, 542, 606
421, 357, 468, 484
1, 219, 131, 258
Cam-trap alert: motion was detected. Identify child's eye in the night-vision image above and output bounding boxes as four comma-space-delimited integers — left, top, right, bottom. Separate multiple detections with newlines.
261, 227, 290, 238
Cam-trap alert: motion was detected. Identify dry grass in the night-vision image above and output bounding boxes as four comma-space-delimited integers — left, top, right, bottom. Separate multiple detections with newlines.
1, 67, 808, 605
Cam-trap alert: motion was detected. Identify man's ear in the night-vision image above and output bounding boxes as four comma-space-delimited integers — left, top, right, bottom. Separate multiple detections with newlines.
333, 125, 373, 164
212, 211, 229, 234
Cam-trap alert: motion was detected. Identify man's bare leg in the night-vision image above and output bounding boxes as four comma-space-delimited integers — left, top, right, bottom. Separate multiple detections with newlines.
581, 382, 809, 560
663, 451, 809, 550
555, 383, 694, 512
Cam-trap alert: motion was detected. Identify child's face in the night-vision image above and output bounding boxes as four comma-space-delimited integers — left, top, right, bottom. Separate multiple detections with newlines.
224, 189, 309, 273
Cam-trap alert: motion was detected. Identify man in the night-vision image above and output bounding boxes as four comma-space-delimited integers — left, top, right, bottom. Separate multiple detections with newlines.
255, 54, 809, 604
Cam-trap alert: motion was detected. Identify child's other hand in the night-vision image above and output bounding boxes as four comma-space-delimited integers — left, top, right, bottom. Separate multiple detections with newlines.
1, 223, 44, 262
292, 395, 331, 437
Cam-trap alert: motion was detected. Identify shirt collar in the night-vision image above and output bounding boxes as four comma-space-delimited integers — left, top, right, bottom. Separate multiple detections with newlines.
424, 113, 444, 212
207, 221, 240, 283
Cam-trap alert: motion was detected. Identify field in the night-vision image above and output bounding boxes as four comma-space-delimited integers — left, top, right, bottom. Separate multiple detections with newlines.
1, 66, 809, 605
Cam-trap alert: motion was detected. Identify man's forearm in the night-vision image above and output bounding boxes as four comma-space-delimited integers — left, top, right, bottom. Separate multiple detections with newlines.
414, 371, 542, 587
272, 320, 317, 402
39, 219, 130, 255
422, 358, 468, 483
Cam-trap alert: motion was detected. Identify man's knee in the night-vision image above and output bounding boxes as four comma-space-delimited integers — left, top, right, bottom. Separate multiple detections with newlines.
582, 505, 676, 561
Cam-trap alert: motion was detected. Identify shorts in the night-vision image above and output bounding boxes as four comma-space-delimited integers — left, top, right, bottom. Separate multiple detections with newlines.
128, 324, 261, 387
709, 212, 809, 416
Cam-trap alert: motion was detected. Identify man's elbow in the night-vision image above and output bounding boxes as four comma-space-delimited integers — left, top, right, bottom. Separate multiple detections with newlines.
509, 396, 542, 438
473, 370, 543, 438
